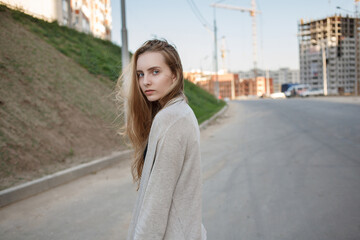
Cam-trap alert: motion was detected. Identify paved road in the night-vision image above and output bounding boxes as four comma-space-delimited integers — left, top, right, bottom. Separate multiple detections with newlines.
0, 98, 360, 240
202, 98, 360, 240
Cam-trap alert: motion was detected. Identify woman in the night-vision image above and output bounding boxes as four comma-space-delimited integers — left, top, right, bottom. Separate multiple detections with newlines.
117, 39, 207, 239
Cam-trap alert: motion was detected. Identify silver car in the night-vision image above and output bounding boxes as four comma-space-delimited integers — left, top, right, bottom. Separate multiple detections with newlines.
300, 88, 324, 97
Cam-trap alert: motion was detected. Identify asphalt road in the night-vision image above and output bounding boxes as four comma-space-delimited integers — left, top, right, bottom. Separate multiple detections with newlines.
202, 98, 360, 240
1, 98, 360, 240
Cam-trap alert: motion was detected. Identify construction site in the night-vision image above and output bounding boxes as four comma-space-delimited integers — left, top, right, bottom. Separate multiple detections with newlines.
184, 0, 276, 100
298, 14, 360, 95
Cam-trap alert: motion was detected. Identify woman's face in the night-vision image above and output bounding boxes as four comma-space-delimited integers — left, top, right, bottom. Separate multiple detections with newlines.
137, 51, 176, 102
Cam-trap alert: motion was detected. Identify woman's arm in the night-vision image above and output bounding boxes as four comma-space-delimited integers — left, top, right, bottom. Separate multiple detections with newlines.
133, 118, 189, 239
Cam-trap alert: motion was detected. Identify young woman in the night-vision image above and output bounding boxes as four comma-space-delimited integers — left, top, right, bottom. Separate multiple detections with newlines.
117, 39, 207, 239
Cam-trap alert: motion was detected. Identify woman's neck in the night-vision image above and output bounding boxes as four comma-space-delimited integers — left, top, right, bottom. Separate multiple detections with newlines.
159, 92, 183, 108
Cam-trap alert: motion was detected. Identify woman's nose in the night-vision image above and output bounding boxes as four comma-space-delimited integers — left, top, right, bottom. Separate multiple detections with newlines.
143, 75, 151, 86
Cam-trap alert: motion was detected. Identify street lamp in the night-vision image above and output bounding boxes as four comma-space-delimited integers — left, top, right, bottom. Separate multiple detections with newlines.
121, 0, 129, 70
336, 6, 353, 13
213, 6, 219, 100
211, 0, 225, 100
120, 0, 129, 122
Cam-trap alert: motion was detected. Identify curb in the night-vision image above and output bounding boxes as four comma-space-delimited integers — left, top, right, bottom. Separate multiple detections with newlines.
199, 104, 228, 130
0, 150, 132, 208
0, 104, 228, 208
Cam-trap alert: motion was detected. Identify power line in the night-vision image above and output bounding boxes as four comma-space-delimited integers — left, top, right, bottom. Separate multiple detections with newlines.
186, 0, 213, 31
187, 0, 211, 27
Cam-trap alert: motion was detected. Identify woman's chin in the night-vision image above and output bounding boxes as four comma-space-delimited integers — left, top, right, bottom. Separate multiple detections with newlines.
146, 95, 160, 102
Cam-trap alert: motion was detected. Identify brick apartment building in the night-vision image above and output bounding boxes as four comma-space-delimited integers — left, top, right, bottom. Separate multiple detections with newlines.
184, 71, 273, 99
238, 77, 274, 96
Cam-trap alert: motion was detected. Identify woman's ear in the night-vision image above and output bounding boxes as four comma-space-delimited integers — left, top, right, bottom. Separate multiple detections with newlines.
172, 74, 177, 84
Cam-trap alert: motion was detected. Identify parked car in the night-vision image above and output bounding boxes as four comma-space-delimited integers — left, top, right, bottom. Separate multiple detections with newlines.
270, 92, 286, 99
300, 88, 324, 97
284, 84, 311, 97
281, 83, 299, 93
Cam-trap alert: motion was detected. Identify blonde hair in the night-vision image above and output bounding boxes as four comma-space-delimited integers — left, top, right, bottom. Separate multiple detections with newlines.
116, 39, 184, 186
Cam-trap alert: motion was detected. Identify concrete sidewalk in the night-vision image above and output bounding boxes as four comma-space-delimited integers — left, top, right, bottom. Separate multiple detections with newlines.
0, 150, 132, 208
0, 104, 228, 208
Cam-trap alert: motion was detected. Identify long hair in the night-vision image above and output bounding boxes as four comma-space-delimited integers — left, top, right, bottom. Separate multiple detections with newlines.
116, 39, 184, 187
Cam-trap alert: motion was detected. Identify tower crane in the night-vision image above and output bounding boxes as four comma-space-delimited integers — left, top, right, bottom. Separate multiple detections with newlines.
211, 0, 261, 80
220, 36, 229, 73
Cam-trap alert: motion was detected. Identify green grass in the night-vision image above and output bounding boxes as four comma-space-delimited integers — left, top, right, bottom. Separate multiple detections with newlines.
3, 4, 226, 124
184, 80, 226, 124
9, 6, 123, 82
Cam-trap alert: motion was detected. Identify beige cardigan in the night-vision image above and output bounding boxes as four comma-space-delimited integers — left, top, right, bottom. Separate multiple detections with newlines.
127, 96, 207, 240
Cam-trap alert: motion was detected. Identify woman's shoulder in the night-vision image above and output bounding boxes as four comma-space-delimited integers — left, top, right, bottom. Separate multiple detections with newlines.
152, 99, 198, 137
155, 99, 194, 126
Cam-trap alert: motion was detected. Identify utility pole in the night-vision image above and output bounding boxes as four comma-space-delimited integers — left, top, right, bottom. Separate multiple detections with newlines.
321, 40, 328, 96
66, 0, 72, 28
121, 0, 129, 70
211, 0, 261, 82
213, 7, 220, 100
120, 0, 129, 122
251, 0, 257, 82
355, 0, 359, 96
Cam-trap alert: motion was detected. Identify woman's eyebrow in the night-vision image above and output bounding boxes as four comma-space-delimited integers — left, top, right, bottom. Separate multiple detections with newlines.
147, 66, 161, 71
136, 66, 161, 72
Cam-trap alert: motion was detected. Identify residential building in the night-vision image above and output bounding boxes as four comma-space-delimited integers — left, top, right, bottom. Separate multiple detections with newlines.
211, 73, 239, 99
184, 70, 273, 99
274, 68, 300, 92
0, 0, 112, 40
238, 68, 300, 92
238, 77, 274, 97
298, 15, 360, 95
184, 71, 239, 99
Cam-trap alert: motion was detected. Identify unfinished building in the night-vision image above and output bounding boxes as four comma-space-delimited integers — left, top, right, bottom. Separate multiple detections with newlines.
298, 15, 359, 95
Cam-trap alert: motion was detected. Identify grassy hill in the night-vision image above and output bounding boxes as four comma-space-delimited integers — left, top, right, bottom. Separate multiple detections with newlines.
0, 5, 126, 190
8, 5, 123, 82
0, 5, 225, 190
185, 80, 226, 124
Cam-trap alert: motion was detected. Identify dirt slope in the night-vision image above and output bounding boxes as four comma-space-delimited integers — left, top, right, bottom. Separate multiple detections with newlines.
0, 9, 126, 189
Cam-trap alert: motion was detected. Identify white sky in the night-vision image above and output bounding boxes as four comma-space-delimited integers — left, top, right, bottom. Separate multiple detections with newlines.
110, 0, 358, 72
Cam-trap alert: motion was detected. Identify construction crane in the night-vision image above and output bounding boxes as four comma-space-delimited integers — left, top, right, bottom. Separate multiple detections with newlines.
211, 0, 261, 80
220, 36, 228, 73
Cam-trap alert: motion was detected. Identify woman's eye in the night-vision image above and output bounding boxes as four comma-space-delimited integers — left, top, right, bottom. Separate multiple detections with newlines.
138, 73, 144, 78
153, 70, 159, 75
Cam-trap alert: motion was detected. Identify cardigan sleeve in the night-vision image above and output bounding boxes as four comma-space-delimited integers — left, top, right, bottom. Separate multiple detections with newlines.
133, 118, 189, 239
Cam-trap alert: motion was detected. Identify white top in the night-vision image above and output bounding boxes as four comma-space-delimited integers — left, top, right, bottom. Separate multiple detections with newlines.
127, 95, 207, 240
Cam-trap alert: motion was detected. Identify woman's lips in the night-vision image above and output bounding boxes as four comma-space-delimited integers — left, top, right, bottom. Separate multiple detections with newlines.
145, 90, 155, 95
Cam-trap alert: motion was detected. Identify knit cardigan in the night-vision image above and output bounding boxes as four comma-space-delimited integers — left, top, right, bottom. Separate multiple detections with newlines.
127, 96, 207, 240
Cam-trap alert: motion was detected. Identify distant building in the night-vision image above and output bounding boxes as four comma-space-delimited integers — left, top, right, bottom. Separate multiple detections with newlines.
185, 71, 238, 99
238, 69, 266, 79
238, 68, 300, 93
211, 73, 239, 99
270, 68, 300, 93
184, 71, 238, 99
184, 70, 273, 99
298, 15, 360, 95
184, 70, 212, 85
1, 0, 112, 40
184, 70, 214, 94
238, 77, 273, 97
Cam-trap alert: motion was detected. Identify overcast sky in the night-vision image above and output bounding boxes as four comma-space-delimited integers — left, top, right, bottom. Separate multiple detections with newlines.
110, 0, 358, 72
